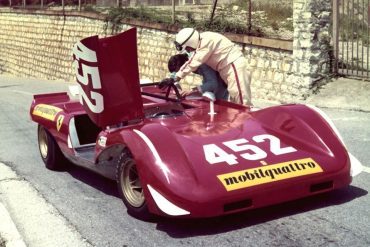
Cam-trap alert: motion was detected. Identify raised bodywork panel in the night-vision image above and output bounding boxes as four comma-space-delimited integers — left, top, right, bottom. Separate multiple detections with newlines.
72, 28, 144, 128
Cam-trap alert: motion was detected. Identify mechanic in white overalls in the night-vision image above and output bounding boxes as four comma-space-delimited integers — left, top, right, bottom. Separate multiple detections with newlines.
173, 28, 252, 106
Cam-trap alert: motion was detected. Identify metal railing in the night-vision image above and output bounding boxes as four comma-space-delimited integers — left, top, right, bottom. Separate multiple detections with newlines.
333, 0, 370, 78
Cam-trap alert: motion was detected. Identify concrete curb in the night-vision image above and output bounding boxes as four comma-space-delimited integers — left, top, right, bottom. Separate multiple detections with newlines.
0, 203, 26, 247
0, 163, 25, 247
0, 163, 92, 247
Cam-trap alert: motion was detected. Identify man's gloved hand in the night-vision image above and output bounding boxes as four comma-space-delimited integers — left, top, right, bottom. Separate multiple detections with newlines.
158, 78, 175, 90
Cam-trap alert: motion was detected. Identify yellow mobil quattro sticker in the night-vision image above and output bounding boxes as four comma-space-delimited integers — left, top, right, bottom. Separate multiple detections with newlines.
217, 158, 323, 191
33, 104, 63, 121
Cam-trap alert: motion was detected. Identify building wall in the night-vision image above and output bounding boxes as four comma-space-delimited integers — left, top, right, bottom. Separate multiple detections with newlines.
0, 3, 332, 103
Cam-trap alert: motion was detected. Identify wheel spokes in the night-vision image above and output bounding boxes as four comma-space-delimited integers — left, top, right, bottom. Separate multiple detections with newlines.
38, 128, 48, 159
121, 158, 145, 208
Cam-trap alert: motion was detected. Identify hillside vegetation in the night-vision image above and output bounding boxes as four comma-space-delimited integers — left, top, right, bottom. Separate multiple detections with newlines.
104, 1, 293, 39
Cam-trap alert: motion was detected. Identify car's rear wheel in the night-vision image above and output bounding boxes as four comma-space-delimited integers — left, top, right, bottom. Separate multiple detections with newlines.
38, 125, 67, 170
116, 151, 152, 220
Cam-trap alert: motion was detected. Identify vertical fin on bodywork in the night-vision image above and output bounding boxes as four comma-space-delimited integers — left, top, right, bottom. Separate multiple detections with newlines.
72, 28, 144, 128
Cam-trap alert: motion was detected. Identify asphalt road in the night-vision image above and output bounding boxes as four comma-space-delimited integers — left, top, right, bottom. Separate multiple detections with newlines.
0, 75, 369, 247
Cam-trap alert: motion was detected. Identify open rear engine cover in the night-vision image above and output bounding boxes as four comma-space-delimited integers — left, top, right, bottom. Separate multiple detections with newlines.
72, 28, 144, 128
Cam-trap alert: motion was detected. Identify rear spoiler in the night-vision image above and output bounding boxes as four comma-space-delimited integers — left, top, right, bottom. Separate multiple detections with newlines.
33, 92, 70, 105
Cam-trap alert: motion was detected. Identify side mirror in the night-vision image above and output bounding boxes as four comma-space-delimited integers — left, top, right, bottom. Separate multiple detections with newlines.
202, 92, 216, 115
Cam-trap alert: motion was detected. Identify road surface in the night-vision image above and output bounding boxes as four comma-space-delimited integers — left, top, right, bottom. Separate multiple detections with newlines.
0, 75, 369, 247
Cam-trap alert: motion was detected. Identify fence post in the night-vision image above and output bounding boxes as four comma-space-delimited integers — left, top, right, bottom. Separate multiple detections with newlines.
368, 4, 370, 27
172, 0, 175, 24
333, 0, 339, 74
79, 0, 81, 11
247, 0, 252, 31
210, 0, 218, 23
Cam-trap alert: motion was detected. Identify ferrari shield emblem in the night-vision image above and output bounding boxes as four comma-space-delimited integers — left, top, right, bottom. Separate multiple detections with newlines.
56, 115, 64, 132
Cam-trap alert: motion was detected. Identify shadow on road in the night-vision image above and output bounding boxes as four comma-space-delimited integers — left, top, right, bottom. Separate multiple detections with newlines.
61, 164, 367, 237
155, 185, 367, 238
67, 165, 119, 198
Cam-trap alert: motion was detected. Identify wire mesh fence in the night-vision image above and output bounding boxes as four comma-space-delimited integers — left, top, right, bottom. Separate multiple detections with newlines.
0, 0, 293, 40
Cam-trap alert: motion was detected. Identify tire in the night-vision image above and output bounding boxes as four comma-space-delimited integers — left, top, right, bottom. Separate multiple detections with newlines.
37, 125, 67, 171
116, 151, 152, 220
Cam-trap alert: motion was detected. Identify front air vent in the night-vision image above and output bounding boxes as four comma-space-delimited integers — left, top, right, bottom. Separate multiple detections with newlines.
310, 181, 333, 193
224, 199, 253, 212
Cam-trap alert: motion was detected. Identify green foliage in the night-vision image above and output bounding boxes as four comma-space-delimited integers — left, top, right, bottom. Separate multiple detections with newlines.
105, 6, 175, 34
105, 6, 259, 36
185, 12, 196, 25
83, 5, 99, 13
106, 6, 172, 25
339, 16, 369, 45
227, 0, 293, 32
227, 0, 249, 9
271, 21, 279, 31
194, 17, 263, 37
104, 2, 293, 37
229, 0, 292, 17
253, 1, 292, 21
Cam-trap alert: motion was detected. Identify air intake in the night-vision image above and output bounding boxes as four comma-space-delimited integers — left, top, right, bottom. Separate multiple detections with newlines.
224, 199, 252, 212
310, 181, 333, 193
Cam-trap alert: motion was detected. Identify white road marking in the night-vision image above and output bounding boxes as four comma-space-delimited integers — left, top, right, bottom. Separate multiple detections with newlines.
363, 166, 370, 174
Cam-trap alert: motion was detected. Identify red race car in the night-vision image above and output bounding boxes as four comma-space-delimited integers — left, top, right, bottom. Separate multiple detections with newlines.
30, 28, 362, 220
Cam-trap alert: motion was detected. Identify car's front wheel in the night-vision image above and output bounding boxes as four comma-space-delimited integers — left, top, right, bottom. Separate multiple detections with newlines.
38, 125, 67, 170
116, 151, 152, 220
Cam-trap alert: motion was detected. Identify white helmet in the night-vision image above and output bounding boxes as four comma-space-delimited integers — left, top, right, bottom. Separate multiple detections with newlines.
174, 28, 199, 52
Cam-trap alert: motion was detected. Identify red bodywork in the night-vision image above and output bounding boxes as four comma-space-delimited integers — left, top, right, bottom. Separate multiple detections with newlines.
30, 29, 351, 218
72, 28, 144, 127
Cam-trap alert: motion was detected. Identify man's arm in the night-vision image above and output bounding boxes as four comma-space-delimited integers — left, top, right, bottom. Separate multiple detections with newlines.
175, 39, 214, 79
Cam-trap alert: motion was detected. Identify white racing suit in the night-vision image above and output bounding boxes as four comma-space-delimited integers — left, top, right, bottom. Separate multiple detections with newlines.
175, 31, 252, 106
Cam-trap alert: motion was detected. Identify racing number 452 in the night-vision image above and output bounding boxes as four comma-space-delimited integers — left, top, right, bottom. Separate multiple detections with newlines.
203, 134, 297, 165
72, 41, 104, 114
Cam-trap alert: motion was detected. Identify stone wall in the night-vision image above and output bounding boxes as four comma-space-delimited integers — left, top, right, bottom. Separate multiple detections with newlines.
0, 12, 107, 82
242, 46, 294, 101
291, 0, 333, 97
0, 2, 333, 103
